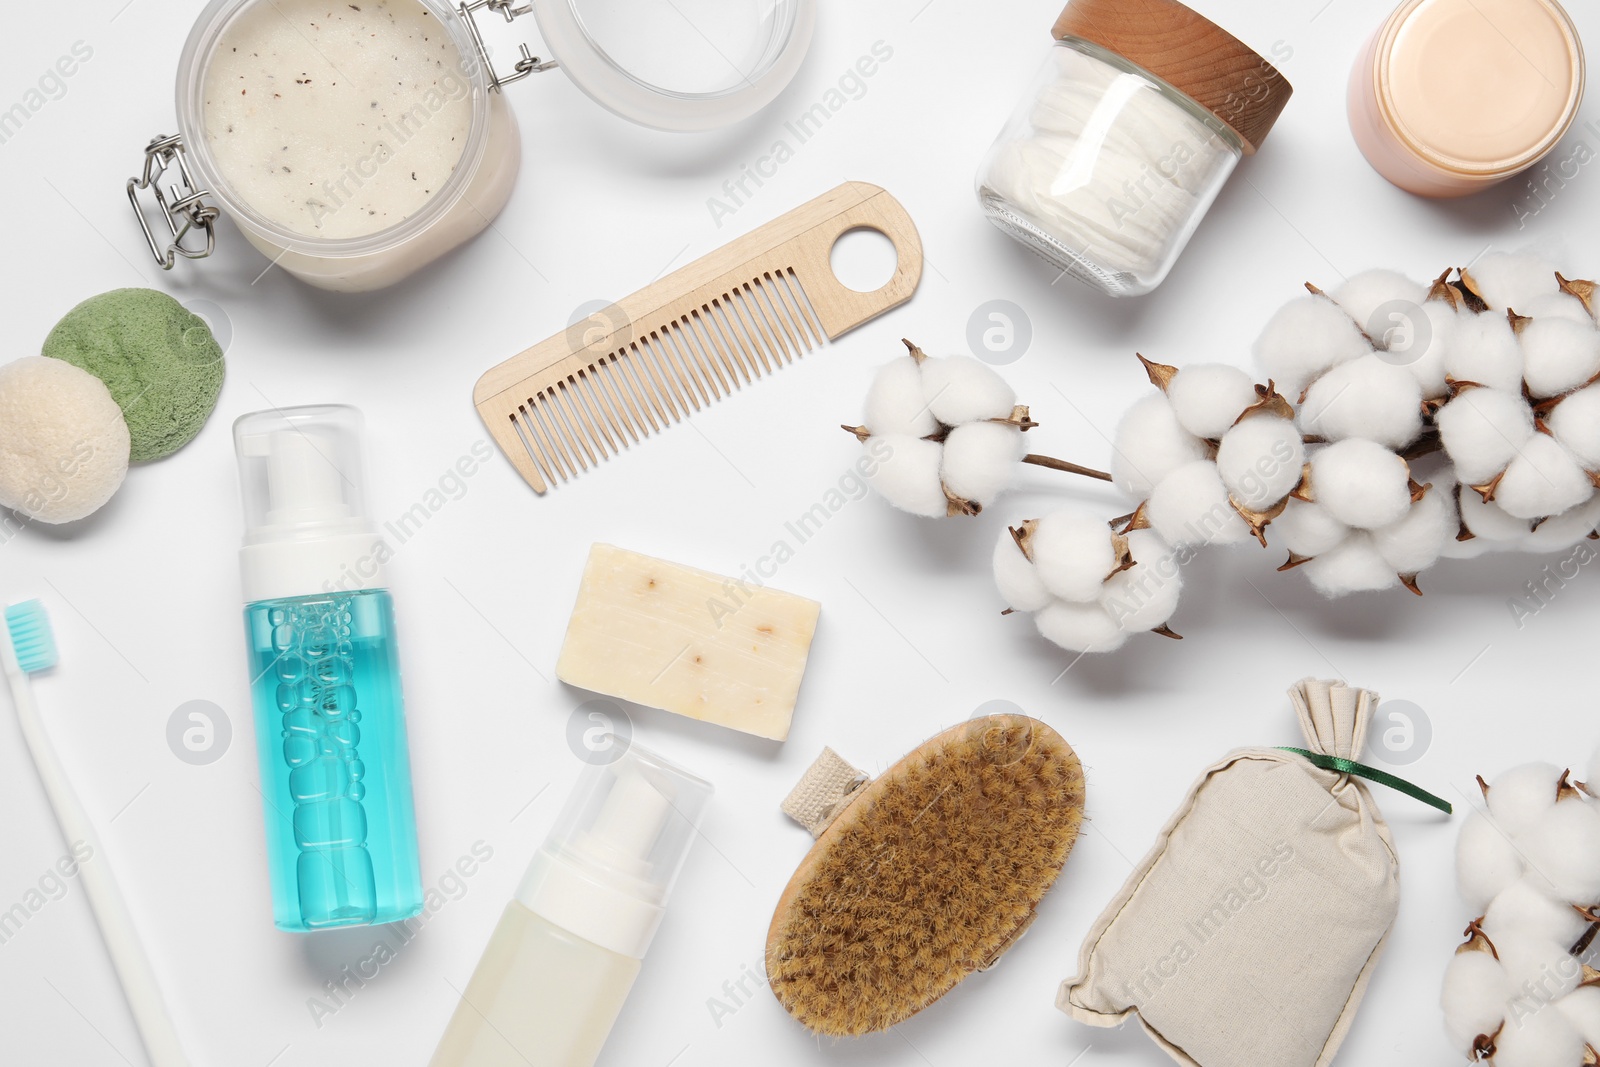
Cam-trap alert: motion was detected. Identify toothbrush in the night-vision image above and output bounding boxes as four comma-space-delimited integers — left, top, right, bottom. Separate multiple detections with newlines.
2, 600, 192, 1067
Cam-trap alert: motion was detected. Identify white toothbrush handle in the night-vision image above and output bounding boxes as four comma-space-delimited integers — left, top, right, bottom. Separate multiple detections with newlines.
8, 676, 193, 1067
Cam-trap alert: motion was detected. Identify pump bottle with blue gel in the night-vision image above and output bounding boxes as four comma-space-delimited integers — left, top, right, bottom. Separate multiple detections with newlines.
234, 404, 423, 932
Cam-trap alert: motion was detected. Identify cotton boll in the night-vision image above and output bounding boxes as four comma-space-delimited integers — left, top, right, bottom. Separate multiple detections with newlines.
1464, 251, 1560, 310
1166, 363, 1260, 439
1274, 499, 1350, 557
1460, 489, 1534, 542
1486, 763, 1565, 838
1495, 935, 1583, 1003
1436, 388, 1536, 484
1449, 312, 1526, 394
1215, 417, 1305, 509
1482, 877, 1592, 949
1548, 385, 1600, 468
864, 435, 949, 518
1458, 808, 1530, 912
1330, 269, 1428, 336
1252, 294, 1373, 398
1099, 530, 1182, 632
1522, 497, 1600, 552
1556, 986, 1600, 1049
1148, 460, 1252, 547
920, 355, 1017, 425
1110, 393, 1211, 497
1492, 1004, 1585, 1067
1524, 292, 1594, 325
939, 422, 1023, 508
1495, 435, 1595, 520
1589, 746, 1600, 799
1440, 534, 1501, 560
1028, 512, 1118, 603
1441, 951, 1511, 1053
1521, 799, 1600, 904
1372, 484, 1457, 574
1299, 354, 1424, 449
1394, 301, 1457, 399
863, 357, 938, 437
1035, 599, 1128, 653
1301, 533, 1399, 596
993, 526, 1055, 614
1311, 439, 1414, 529
1519, 316, 1600, 398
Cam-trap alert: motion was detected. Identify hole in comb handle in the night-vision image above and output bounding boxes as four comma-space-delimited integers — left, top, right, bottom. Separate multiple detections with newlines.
829, 226, 899, 293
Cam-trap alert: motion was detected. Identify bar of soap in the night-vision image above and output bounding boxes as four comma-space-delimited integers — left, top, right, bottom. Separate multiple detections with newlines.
556, 544, 820, 741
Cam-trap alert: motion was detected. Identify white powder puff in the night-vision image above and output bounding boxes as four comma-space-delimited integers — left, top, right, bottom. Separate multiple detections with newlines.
1029, 512, 1117, 603
1215, 417, 1305, 510
1110, 393, 1210, 497
1441, 951, 1511, 1054
1166, 363, 1259, 439
1274, 499, 1349, 557
0, 357, 130, 524
1436, 388, 1536, 484
1495, 435, 1595, 520
992, 527, 1054, 614
1523, 291, 1594, 325
1519, 316, 1600, 398
1464, 251, 1560, 310
1330, 269, 1427, 337
1495, 935, 1582, 1003
939, 422, 1023, 508
1482, 876, 1591, 949
863, 357, 937, 437
1522, 497, 1600, 552
1458, 808, 1529, 912
1449, 312, 1526, 393
1148, 460, 1252, 547
1521, 799, 1600, 904
1556, 986, 1600, 1050
1100, 529, 1182, 632
864, 434, 948, 518
1372, 484, 1457, 574
1486, 763, 1565, 838
1252, 294, 1373, 399
1035, 599, 1127, 654
1547, 385, 1600, 468
1299, 353, 1424, 449
920, 355, 1017, 425
1492, 1003, 1585, 1067
1311, 439, 1414, 529
1302, 533, 1399, 596
1460, 489, 1533, 542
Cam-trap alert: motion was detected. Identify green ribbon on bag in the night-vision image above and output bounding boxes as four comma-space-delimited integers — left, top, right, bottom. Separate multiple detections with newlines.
1278, 748, 1453, 815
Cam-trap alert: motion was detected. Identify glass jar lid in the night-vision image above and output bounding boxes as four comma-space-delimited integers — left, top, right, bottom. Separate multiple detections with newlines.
533, 0, 815, 131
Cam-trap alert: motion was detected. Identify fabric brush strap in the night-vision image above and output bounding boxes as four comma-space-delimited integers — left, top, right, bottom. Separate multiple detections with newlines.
1278, 748, 1453, 815
781, 747, 870, 838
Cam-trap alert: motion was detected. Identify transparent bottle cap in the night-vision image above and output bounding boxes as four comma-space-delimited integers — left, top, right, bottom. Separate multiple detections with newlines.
234, 404, 373, 547
537, 741, 714, 909
533, 0, 816, 131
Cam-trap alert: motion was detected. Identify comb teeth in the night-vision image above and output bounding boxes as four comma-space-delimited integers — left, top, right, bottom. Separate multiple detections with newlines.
5, 600, 58, 674
508, 268, 827, 488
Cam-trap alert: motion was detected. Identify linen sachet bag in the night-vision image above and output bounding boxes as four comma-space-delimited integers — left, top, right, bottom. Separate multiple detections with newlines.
1060, 678, 1401, 1067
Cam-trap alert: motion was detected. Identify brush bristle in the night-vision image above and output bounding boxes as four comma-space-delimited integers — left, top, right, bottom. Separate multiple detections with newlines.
766, 714, 1085, 1036
6, 600, 58, 673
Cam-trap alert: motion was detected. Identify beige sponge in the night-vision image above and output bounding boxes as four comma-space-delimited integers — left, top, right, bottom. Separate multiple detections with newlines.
766, 714, 1086, 1035
0, 357, 130, 523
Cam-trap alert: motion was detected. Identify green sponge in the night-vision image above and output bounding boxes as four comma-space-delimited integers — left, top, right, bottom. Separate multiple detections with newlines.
42, 288, 225, 462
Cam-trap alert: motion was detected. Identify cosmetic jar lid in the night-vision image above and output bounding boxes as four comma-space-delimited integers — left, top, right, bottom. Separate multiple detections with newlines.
1371, 0, 1583, 177
1051, 0, 1293, 154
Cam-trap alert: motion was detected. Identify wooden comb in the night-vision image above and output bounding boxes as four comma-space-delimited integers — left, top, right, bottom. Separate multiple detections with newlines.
473, 182, 923, 493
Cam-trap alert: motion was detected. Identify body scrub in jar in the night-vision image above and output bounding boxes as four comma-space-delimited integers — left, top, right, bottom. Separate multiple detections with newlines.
976, 0, 1293, 297
1349, 0, 1584, 198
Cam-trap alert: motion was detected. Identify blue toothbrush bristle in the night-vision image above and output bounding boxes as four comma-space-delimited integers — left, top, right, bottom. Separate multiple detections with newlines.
6, 600, 58, 673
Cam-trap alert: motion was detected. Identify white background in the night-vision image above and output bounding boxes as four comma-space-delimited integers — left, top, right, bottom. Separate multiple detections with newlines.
2, 0, 1597, 1064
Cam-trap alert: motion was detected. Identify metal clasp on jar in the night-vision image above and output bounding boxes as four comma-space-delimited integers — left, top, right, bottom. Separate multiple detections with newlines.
457, 0, 559, 91
126, 134, 219, 269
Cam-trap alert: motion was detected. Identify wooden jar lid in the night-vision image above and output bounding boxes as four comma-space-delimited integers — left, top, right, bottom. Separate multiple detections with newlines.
1052, 0, 1293, 153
